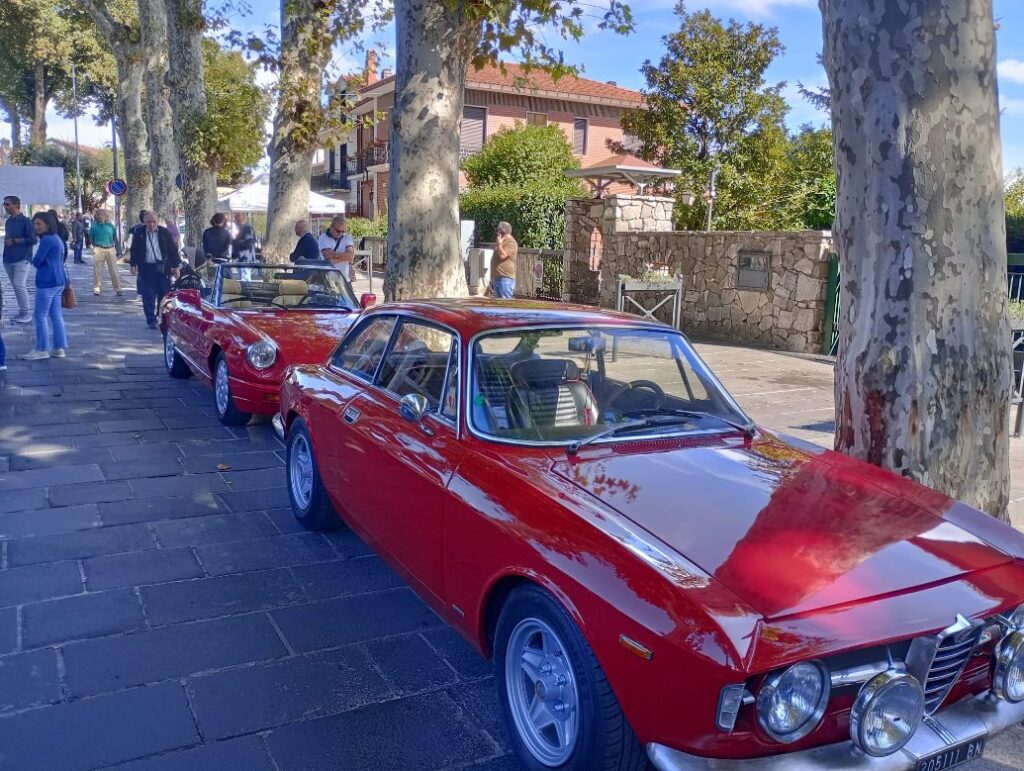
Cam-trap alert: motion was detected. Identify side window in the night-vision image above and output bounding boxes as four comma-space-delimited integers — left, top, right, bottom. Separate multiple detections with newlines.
331, 315, 397, 380
377, 321, 455, 411
441, 345, 459, 420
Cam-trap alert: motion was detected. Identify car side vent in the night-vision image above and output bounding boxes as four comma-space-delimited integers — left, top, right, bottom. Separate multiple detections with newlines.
906, 614, 984, 715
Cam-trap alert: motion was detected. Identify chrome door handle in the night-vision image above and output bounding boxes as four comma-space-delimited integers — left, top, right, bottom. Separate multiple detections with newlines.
343, 406, 361, 424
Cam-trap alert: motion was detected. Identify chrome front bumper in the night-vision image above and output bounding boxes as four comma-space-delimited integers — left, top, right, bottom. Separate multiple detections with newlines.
648, 693, 1024, 770
272, 412, 286, 441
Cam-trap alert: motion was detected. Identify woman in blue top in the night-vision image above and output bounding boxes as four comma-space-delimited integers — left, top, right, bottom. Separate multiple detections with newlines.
23, 211, 68, 361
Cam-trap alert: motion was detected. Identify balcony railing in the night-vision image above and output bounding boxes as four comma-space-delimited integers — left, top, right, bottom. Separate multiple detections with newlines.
311, 171, 350, 192
356, 141, 391, 173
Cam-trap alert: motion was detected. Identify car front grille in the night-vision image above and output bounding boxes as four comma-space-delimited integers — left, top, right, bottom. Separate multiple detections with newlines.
920, 620, 984, 714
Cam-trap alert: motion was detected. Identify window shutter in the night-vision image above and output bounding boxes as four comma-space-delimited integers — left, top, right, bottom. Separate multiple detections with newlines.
573, 118, 588, 155
460, 106, 487, 157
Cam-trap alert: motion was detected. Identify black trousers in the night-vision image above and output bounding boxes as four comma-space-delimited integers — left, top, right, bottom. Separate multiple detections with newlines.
138, 263, 170, 324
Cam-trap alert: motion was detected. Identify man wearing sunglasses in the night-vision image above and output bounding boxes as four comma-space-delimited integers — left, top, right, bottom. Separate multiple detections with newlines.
2, 195, 36, 324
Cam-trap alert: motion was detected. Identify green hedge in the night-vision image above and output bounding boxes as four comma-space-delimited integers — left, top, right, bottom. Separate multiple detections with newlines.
1009, 215, 1024, 254
345, 217, 387, 241
460, 181, 584, 249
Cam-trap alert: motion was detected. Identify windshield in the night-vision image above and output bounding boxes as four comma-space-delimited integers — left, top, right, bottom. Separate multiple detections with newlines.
470, 326, 752, 444
217, 264, 358, 310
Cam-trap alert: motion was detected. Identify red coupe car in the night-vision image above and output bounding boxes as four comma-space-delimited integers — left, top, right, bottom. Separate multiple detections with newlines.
275, 300, 1024, 771
161, 262, 373, 425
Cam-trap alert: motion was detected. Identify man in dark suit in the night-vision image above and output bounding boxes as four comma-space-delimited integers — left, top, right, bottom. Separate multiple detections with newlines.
129, 211, 181, 329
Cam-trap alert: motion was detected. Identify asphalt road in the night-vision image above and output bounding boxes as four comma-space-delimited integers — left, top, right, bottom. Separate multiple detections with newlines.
0, 258, 1020, 770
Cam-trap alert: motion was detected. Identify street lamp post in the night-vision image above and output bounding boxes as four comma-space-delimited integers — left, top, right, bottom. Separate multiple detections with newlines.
704, 167, 719, 232
111, 105, 121, 247
71, 62, 83, 214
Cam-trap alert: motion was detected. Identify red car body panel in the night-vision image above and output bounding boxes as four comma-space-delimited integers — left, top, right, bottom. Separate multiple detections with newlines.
161, 290, 359, 414
277, 301, 1024, 760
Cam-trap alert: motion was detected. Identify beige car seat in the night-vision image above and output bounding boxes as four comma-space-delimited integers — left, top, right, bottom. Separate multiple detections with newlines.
272, 279, 309, 307
220, 278, 251, 308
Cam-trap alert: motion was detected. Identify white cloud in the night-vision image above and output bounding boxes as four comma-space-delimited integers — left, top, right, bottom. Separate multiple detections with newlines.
630, 0, 816, 17
1002, 96, 1024, 117
998, 59, 1024, 85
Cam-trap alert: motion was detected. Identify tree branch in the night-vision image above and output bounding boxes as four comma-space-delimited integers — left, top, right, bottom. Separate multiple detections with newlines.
78, 0, 130, 46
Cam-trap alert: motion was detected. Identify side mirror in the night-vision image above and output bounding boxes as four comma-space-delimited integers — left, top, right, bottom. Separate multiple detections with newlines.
360, 292, 377, 309
398, 393, 434, 435
178, 288, 202, 310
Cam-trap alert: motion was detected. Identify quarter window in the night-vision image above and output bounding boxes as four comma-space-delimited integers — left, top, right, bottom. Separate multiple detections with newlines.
377, 321, 456, 411
331, 315, 397, 380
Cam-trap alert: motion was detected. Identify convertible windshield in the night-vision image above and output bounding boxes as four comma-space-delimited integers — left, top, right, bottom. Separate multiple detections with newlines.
470, 326, 752, 444
217, 264, 358, 310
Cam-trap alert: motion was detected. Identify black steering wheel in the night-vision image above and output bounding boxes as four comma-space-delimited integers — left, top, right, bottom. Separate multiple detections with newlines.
602, 380, 665, 417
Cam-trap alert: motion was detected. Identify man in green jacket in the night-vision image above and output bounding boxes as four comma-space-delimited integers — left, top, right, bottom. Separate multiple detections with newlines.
90, 209, 122, 296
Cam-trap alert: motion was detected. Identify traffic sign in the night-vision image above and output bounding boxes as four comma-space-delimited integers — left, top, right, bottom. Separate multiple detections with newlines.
175, 173, 184, 191
106, 179, 128, 197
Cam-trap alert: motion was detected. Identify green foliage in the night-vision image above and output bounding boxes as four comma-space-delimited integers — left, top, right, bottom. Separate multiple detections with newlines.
1007, 169, 1024, 218
461, 124, 581, 188
460, 180, 583, 249
1008, 215, 1024, 255
188, 39, 270, 185
12, 141, 114, 210
778, 126, 836, 230
345, 217, 388, 240
617, 3, 791, 231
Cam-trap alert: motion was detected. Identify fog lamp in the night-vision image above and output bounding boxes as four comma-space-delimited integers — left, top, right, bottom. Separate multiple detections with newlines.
850, 671, 924, 757
756, 661, 829, 743
994, 630, 1024, 703
246, 341, 277, 370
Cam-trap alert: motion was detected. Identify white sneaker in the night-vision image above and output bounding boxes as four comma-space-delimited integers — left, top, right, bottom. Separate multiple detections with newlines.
22, 349, 49, 360
0, 365, 7, 371
52, 348, 66, 358
13, 315, 32, 324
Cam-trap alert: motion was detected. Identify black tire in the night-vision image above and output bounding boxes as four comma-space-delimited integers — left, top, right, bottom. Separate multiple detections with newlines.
163, 332, 192, 379
285, 418, 340, 531
213, 353, 251, 426
494, 584, 647, 771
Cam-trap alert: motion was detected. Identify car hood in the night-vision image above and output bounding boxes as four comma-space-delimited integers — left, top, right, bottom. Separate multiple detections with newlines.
239, 310, 358, 365
551, 434, 1013, 620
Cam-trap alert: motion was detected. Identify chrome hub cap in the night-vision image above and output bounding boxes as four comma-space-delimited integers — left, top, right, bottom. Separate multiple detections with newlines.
215, 360, 230, 416
164, 334, 175, 371
289, 433, 314, 510
505, 618, 580, 766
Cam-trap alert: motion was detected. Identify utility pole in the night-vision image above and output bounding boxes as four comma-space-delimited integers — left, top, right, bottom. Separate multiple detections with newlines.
704, 167, 719, 232
111, 106, 121, 246
71, 63, 83, 214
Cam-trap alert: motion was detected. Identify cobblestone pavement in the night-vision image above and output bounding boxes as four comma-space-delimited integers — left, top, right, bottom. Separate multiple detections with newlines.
0, 258, 1021, 770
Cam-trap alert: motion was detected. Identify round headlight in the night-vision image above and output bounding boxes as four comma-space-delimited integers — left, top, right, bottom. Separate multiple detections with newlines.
994, 630, 1024, 703
756, 661, 830, 743
850, 671, 924, 757
246, 341, 277, 370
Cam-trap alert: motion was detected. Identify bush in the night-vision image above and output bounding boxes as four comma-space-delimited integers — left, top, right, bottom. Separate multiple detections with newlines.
1009, 214, 1024, 254
345, 217, 387, 241
460, 180, 585, 249
462, 124, 581, 189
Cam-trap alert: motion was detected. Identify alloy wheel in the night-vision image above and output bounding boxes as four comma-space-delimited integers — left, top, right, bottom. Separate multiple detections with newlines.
505, 617, 581, 766
164, 333, 175, 372
289, 432, 314, 511
215, 359, 230, 416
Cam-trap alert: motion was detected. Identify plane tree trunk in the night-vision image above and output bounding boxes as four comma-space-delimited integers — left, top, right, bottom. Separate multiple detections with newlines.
383, 0, 475, 300
821, 0, 1011, 519
29, 64, 47, 148
137, 0, 179, 218
164, 0, 216, 248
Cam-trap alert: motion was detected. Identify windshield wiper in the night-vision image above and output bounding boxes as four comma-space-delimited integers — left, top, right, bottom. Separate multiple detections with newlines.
566, 415, 696, 456
621, 407, 756, 440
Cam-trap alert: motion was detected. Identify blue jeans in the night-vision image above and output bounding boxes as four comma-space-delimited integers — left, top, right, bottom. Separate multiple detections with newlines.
492, 277, 516, 299
34, 285, 68, 351
138, 264, 169, 324
0, 329, 5, 367
73, 241, 84, 262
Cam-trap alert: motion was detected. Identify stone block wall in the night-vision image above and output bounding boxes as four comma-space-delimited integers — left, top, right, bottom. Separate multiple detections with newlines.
563, 195, 835, 353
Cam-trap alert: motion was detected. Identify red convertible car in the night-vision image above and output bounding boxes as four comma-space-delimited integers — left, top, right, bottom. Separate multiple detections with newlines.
275, 300, 1024, 771
160, 262, 373, 425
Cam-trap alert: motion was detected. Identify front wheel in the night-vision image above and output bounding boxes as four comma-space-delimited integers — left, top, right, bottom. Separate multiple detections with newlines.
214, 353, 251, 426
163, 332, 191, 379
285, 417, 339, 531
494, 585, 647, 771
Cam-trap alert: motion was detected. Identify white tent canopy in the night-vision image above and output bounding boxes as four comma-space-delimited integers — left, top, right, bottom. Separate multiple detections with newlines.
216, 182, 346, 215
0, 166, 66, 207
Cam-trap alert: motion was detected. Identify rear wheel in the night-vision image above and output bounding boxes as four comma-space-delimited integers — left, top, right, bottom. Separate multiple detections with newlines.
494, 585, 647, 771
286, 418, 339, 531
214, 353, 251, 426
163, 332, 191, 379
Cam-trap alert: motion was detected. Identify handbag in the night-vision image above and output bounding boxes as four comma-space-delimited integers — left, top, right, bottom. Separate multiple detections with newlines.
61, 268, 77, 309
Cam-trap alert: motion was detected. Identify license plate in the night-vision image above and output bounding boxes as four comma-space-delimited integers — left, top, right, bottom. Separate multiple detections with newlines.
916, 738, 985, 771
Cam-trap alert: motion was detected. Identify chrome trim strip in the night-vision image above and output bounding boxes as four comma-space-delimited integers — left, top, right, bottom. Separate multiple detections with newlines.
271, 412, 286, 441
830, 662, 891, 688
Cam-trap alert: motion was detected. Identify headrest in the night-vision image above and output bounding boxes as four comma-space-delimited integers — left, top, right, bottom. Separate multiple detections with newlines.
277, 279, 308, 296
222, 279, 242, 294
511, 359, 580, 387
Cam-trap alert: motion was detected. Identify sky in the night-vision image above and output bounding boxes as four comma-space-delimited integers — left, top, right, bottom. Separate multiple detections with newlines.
10, 0, 1024, 174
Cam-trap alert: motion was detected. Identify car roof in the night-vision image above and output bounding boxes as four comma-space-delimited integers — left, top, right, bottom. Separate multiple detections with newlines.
365, 298, 666, 337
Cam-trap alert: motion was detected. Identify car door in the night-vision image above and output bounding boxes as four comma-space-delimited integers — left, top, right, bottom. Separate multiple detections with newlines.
336, 318, 464, 605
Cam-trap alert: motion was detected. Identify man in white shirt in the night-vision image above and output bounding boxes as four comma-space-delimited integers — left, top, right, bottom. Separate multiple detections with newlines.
317, 215, 355, 281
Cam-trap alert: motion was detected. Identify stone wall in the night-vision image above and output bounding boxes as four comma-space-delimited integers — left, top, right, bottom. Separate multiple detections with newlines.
563, 195, 835, 353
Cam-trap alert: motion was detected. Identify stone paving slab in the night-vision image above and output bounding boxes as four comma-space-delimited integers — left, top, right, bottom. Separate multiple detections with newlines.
0, 259, 1021, 770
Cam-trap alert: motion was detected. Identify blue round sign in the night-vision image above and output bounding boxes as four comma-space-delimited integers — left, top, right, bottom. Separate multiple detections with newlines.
175, 173, 184, 191
107, 179, 128, 197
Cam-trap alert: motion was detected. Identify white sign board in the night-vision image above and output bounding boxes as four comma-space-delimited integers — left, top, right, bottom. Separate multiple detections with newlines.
0, 166, 66, 207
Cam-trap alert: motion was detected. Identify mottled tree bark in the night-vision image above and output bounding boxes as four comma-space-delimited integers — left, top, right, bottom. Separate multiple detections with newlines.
0, 96, 22, 147
821, 0, 1011, 519
29, 64, 47, 148
164, 0, 216, 248
383, 0, 475, 299
264, 0, 331, 263
137, 0, 179, 218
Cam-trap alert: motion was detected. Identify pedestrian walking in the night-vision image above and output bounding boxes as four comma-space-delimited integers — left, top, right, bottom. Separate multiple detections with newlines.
49, 209, 70, 261
317, 215, 355, 280
83, 213, 92, 248
290, 219, 320, 263
0, 274, 6, 372
232, 213, 256, 262
489, 221, 518, 299
2, 195, 37, 324
165, 208, 181, 246
71, 212, 86, 264
129, 211, 180, 329
22, 211, 68, 361
201, 213, 231, 267
90, 209, 122, 296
